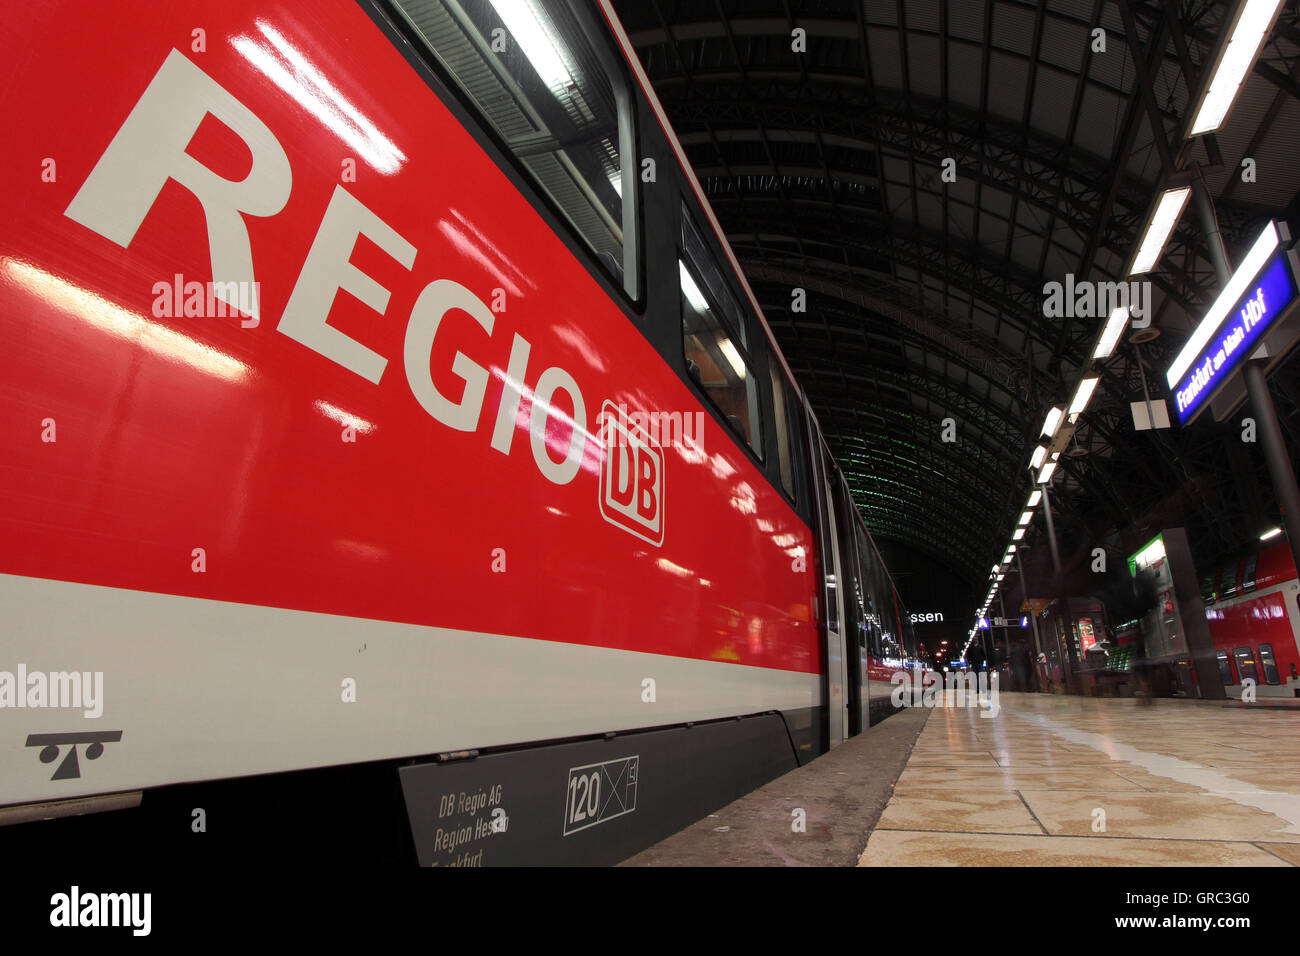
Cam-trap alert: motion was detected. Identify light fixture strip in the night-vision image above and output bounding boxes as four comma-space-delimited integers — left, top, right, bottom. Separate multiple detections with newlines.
1069, 376, 1100, 416
1041, 406, 1064, 439
1130, 187, 1192, 276
1093, 306, 1131, 359
1188, 0, 1286, 136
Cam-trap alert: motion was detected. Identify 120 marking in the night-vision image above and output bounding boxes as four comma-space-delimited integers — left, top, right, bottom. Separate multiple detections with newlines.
562, 755, 639, 835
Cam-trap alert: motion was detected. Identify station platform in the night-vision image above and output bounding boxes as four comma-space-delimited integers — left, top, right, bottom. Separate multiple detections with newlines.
625, 693, 1300, 867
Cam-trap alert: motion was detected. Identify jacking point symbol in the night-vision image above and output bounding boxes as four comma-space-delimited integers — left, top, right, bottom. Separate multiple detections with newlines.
25, 731, 123, 780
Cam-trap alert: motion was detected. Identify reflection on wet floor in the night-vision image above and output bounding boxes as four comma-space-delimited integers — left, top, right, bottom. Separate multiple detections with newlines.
860, 692, 1300, 867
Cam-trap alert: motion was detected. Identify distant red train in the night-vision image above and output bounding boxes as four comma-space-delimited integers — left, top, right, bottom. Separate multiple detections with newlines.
0, 0, 919, 863
1203, 540, 1300, 697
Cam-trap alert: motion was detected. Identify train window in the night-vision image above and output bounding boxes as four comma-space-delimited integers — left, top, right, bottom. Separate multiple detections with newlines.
770, 356, 796, 501
1219, 564, 1239, 601
832, 482, 866, 658
679, 216, 762, 456
1258, 644, 1281, 684
1215, 648, 1235, 686
856, 525, 892, 663
1200, 575, 1216, 606
390, 0, 640, 299
681, 207, 747, 348
1232, 646, 1258, 683
1242, 554, 1258, 592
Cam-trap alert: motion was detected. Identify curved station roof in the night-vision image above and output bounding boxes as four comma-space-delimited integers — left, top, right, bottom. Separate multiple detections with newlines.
614, 0, 1300, 599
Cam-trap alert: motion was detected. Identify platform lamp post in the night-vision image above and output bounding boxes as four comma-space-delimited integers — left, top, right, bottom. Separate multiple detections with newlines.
1014, 549, 1045, 691
1040, 483, 1062, 576
998, 590, 1008, 671
1179, 0, 1300, 575
977, 572, 987, 671
1039, 482, 1080, 693
996, 591, 1013, 685
1191, 174, 1300, 579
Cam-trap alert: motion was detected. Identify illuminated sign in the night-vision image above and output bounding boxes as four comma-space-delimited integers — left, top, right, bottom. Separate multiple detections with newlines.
1167, 223, 1300, 425
1078, 618, 1097, 653
1127, 533, 1165, 578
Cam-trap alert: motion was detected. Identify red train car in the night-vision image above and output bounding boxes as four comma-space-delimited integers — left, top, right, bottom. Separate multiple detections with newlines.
1203, 540, 1300, 698
0, 0, 916, 863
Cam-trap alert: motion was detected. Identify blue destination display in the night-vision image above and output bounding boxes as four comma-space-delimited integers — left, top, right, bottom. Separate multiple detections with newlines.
1173, 253, 1299, 425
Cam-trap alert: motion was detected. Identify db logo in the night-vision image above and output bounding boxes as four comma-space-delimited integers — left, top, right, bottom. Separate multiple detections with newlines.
598, 400, 664, 546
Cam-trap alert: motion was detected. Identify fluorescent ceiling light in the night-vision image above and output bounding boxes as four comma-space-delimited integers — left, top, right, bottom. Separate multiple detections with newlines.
1069, 377, 1100, 416
1037, 461, 1057, 484
1018, 511, 1032, 526
1093, 306, 1130, 359
1167, 221, 1281, 386
1260, 527, 1282, 541
718, 338, 748, 380
1030, 445, 1047, 470
1188, 0, 1286, 136
1041, 407, 1064, 439
1013, 527, 1025, 541
1130, 187, 1192, 276
1027, 490, 1041, 508
679, 260, 709, 313
992, 564, 1001, 574
1006, 544, 1017, 555
489, 0, 574, 95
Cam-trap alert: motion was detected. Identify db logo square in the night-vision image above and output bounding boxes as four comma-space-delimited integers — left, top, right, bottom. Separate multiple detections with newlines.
598, 400, 664, 546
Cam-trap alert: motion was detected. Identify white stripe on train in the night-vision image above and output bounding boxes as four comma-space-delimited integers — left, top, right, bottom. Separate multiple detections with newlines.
0, 573, 818, 808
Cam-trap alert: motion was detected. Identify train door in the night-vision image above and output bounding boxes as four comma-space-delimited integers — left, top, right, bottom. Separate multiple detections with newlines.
810, 433, 850, 747
830, 478, 869, 736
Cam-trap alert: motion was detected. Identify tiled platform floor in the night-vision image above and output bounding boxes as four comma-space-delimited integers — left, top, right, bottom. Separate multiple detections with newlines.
860, 692, 1300, 866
